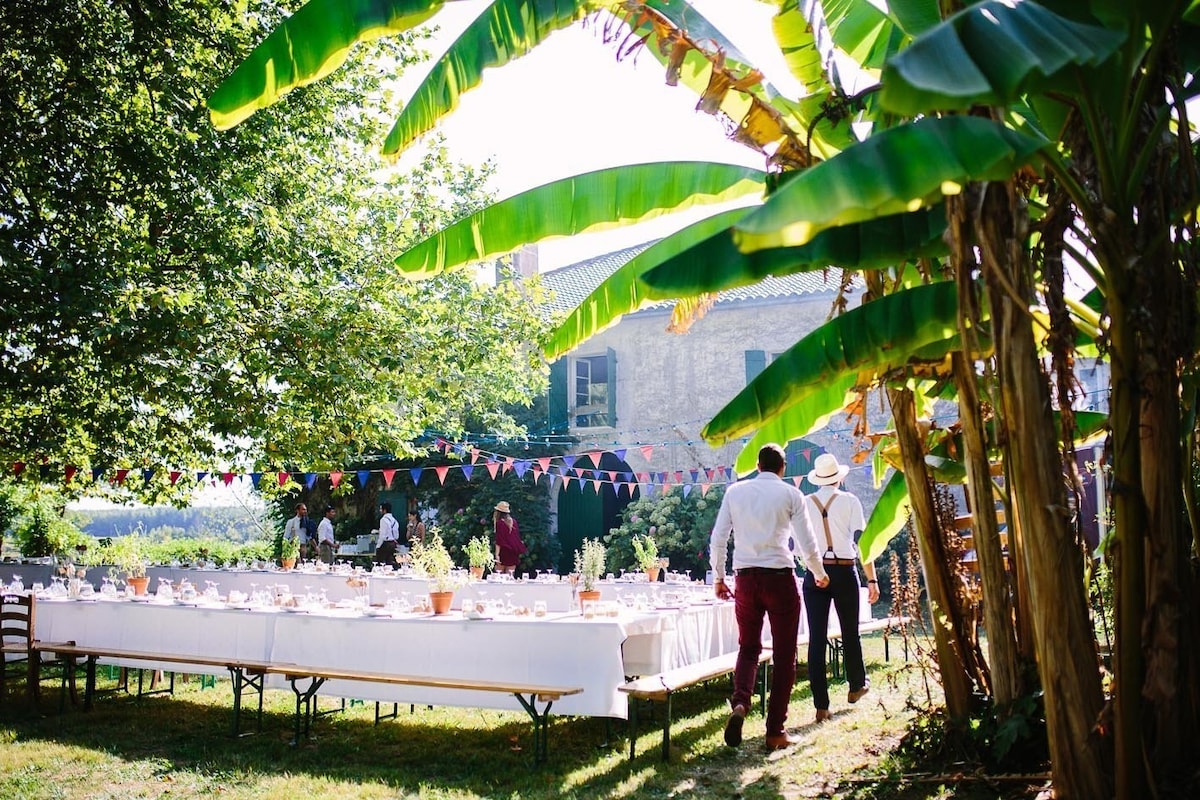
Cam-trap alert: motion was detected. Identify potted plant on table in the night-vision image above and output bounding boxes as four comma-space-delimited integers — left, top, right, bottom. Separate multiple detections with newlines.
279, 536, 299, 571
464, 535, 495, 580
410, 531, 462, 614
631, 534, 662, 582
573, 538, 607, 610
107, 532, 149, 595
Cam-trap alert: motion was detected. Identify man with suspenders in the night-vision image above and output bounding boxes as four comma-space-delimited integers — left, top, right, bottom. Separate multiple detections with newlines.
803, 453, 880, 723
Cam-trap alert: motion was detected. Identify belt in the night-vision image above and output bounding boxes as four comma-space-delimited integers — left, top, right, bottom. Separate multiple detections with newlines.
822, 558, 856, 566
735, 567, 794, 576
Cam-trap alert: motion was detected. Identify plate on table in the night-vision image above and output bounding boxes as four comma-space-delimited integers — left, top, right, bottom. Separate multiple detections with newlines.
129, 595, 153, 603
281, 606, 308, 614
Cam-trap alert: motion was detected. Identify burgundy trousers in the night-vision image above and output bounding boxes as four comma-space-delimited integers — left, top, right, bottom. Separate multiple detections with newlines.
730, 569, 800, 736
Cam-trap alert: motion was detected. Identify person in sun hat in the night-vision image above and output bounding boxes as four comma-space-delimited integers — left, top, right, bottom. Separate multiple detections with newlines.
710, 443, 829, 752
802, 452, 879, 723
492, 501, 526, 575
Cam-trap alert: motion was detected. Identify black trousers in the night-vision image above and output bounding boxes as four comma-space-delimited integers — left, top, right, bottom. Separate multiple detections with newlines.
802, 564, 866, 709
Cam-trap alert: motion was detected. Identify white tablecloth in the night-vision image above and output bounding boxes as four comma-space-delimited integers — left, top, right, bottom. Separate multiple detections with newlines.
35, 597, 740, 719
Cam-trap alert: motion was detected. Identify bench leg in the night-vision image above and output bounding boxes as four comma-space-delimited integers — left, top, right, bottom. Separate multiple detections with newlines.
375, 702, 399, 724
513, 693, 555, 765
627, 699, 639, 760
660, 695, 673, 761
287, 676, 326, 746
228, 667, 264, 737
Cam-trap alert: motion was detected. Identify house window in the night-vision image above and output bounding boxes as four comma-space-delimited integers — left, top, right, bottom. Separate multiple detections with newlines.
574, 355, 610, 428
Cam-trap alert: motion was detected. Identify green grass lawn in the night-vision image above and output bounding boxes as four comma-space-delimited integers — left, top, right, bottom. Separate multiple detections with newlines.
0, 634, 1046, 799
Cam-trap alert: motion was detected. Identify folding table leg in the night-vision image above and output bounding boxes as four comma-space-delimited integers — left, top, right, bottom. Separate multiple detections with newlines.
513, 693, 555, 765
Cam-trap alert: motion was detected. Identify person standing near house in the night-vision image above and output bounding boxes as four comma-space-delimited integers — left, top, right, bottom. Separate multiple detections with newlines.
492, 501, 526, 575
406, 510, 427, 546
284, 503, 317, 561
375, 502, 401, 566
317, 505, 337, 565
802, 452, 879, 722
710, 443, 829, 751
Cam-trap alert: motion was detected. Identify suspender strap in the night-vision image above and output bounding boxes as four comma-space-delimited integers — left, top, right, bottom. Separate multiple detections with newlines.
812, 493, 837, 555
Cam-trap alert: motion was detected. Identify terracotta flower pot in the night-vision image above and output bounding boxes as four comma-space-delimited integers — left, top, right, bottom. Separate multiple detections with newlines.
578, 588, 601, 613
469, 566, 484, 580
429, 590, 455, 615
646, 567, 661, 583
282, 557, 296, 571
127, 576, 150, 596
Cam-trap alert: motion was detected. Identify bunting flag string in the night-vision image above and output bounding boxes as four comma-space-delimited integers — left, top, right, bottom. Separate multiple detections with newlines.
6, 435, 882, 497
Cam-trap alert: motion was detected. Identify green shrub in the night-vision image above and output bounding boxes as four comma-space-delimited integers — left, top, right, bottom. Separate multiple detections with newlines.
605, 486, 724, 579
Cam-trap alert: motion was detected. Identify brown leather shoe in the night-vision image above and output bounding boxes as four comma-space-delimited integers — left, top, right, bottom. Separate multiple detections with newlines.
764, 731, 800, 750
814, 709, 833, 723
723, 704, 748, 747
848, 681, 870, 704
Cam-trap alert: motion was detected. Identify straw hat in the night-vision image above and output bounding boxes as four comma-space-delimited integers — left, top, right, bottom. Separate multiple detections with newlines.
494, 501, 511, 513
807, 453, 849, 486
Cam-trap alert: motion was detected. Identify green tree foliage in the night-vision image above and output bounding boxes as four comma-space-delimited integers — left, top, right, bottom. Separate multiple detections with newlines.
605, 486, 723, 579
0, 0, 550, 502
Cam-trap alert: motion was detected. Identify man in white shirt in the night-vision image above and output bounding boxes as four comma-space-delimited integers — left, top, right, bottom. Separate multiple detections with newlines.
374, 502, 400, 565
803, 452, 879, 722
317, 505, 337, 564
710, 443, 829, 751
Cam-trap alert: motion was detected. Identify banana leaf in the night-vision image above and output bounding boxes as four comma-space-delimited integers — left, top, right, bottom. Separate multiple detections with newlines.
880, 0, 1126, 116
733, 372, 860, 475
859, 469, 910, 563
887, 0, 942, 37
642, 206, 948, 296
544, 207, 753, 360
382, 0, 596, 158
394, 162, 764, 277
209, 0, 444, 130
821, 0, 906, 72
733, 115, 1048, 252
705, 281, 960, 446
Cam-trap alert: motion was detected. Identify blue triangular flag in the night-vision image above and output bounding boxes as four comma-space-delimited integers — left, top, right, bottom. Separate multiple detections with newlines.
91, 467, 104, 482
304, 472, 318, 489
513, 460, 529, 479
614, 448, 627, 462
461, 464, 474, 481
683, 484, 693, 498
249, 472, 263, 489
142, 468, 155, 485
562, 454, 577, 470
197, 471, 208, 483
410, 467, 422, 485
357, 470, 370, 487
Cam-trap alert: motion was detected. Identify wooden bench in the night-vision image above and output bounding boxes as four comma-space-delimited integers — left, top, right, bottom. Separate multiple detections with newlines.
619, 648, 772, 761
30, 642, 582, 763
812, 616, 913, 680
255, 663, 581, 761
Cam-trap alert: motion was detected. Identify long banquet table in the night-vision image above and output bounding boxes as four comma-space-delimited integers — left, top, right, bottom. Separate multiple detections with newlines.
34, 595, 740, 719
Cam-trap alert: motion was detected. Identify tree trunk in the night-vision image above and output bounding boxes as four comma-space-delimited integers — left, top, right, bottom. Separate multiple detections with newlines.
948, 193, 1027, 710
951, 352, 1025, 710
888, 385, 978, 718
977, 181, 1109, 798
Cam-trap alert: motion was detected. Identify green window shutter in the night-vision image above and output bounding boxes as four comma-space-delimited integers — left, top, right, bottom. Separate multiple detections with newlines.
548, 358, 568, 433
606, 347, 617, 427
745, 349, 766, 383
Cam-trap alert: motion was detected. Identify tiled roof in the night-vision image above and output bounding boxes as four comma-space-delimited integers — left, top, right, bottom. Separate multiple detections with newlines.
538, 241, 847, 315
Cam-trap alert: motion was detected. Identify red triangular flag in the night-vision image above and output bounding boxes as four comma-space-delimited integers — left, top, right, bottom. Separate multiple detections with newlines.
592, 479, 602, 493
64, 465, 78, 483
114, 468, 129, 485
13, 461, 25, 477
329, 470, 343, 489
701, 483, 711, 496
382, 469, 396, 489
435, 465, 450, 485
168, 471, 182, 486
640, 444, 654, 461
586, 451, 603, 468
486, 461, 500, 479
562, 475, 573, 489
537, 457, 551, 472
277, 471, 289, 487
470, 448, 481, 464
222, 471, 236, 486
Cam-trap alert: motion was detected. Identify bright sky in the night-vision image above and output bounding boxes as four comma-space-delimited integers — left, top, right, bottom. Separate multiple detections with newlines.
397, 0, 799, 270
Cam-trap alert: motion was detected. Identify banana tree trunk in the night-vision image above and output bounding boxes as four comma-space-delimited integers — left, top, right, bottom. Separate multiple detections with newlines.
888, 385, 977, 719
977, 181, 1108, 798
951, 352, 1025, 710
